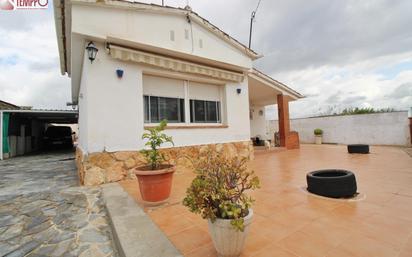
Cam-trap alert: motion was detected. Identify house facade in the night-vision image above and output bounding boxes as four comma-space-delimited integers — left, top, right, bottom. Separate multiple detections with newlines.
53, 0, 302, 185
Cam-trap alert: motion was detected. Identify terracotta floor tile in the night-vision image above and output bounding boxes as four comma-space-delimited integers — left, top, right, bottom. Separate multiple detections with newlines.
362, 191, 396, 205
241, 232, 272, 257
284, 202, 330, 220
268, 208, 313, 232
147, 203, 187, 220
398, 187, 412, 197
399, 235, 412, 257
185, 243, 217, 257
350, 214, 412, 250
154, 214, 195, 237
182, 213, 210, 233
252, 201, 284, 218
303, 195, 343, 211
381, 195, 412, 221
251, 218, 299, 243
325, 247, 358, 257
252, 242, 299, 257
195, 219, 210, 233
316, 209, 365, 231
118, 144, 412, 257
169, 226, 212, 255
278, 231, 335, 257
334, 201, 382, 217
335, 232, 399, 257
299, 219, 352, 247
181, 209, 202, 222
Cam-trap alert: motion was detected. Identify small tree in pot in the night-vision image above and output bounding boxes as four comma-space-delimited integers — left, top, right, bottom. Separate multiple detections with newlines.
314, 128, 323, 145
183, 151, 260, 257
134, 120, 175, 203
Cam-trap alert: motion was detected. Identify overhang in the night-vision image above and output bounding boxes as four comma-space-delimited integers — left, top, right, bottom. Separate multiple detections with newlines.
1, 110, 78, 124
248, 68, 304, 106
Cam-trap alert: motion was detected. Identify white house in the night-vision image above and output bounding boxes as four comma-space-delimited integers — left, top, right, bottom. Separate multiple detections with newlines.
53, 0, 303, 185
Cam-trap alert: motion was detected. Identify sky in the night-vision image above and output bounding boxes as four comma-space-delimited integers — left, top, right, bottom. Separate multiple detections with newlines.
0, 0, 411, 119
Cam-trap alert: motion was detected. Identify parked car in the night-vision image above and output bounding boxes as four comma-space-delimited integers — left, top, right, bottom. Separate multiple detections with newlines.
43, 126, 74, 149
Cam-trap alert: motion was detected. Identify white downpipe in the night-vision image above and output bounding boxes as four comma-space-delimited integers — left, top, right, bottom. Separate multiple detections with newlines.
0, 111, 3, 160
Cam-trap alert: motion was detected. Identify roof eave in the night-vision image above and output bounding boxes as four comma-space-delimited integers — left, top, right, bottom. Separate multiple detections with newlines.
249, 68, 304, 100
53, 0, 67, 75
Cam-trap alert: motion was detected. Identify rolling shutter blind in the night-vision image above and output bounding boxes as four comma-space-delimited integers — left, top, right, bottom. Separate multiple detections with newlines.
188, 81, 220, 101
143, 75, 185, 99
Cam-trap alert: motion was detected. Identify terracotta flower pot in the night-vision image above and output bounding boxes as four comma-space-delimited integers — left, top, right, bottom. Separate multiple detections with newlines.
208, 209, 253, 257
134, 164, 175, 203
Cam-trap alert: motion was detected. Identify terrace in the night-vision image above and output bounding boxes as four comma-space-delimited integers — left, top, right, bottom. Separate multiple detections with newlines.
120, 144, 412, 257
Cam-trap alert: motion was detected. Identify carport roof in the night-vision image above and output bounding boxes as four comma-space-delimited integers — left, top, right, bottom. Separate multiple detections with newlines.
2, 109, 78, 124
0, 100, 20, 110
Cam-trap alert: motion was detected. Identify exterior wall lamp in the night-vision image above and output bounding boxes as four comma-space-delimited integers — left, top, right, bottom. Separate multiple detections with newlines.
86, 41, 98, 63
237, 88, 242, 94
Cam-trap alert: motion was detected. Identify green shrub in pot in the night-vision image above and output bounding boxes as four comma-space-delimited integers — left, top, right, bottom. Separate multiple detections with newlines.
183, 150, 260, 257
134, 120, 176, 203
314, 128, 323, 144
140, 119, 174, 170
314, 128, 323, 136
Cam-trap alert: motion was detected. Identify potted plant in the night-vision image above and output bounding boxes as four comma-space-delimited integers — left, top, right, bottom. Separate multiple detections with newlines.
183, 151, 260, 257
134, 120, 175, 203
314, 128, 323, 145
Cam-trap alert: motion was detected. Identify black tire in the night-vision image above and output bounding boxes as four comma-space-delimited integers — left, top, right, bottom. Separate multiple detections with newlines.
347, 144, 369, 154
306, 169, 357, 198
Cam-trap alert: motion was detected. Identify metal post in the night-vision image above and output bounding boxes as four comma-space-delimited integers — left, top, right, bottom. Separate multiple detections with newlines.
248, 11, 256, 49
249, 0, 261, 48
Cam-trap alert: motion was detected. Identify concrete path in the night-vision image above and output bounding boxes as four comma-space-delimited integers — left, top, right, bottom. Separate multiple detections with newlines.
0, 151, 117, 257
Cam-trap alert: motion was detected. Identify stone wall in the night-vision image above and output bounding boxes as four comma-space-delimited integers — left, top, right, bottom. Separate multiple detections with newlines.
76, 141, 254, 186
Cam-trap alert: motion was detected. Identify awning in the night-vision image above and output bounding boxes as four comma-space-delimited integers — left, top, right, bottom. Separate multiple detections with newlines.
108, 44, 245, 83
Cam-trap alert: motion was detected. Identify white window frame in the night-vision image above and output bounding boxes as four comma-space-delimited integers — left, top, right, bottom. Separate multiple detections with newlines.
190, 99, 221, 123
143, 95, 185, 123
142, 73, 226, 127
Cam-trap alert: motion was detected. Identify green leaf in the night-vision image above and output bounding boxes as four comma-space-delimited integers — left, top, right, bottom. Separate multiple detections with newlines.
140, 120, 174, 170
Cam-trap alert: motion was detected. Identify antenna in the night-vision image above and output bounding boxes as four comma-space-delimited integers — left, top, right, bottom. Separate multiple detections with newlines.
248, 0, 262, 49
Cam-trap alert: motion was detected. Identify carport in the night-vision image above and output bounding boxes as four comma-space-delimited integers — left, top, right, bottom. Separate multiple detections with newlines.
1, 109, 78, 160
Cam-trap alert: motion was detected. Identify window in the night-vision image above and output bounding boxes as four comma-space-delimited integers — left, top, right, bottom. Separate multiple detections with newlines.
144, 95, 185, 123
190, 100, 221, 123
